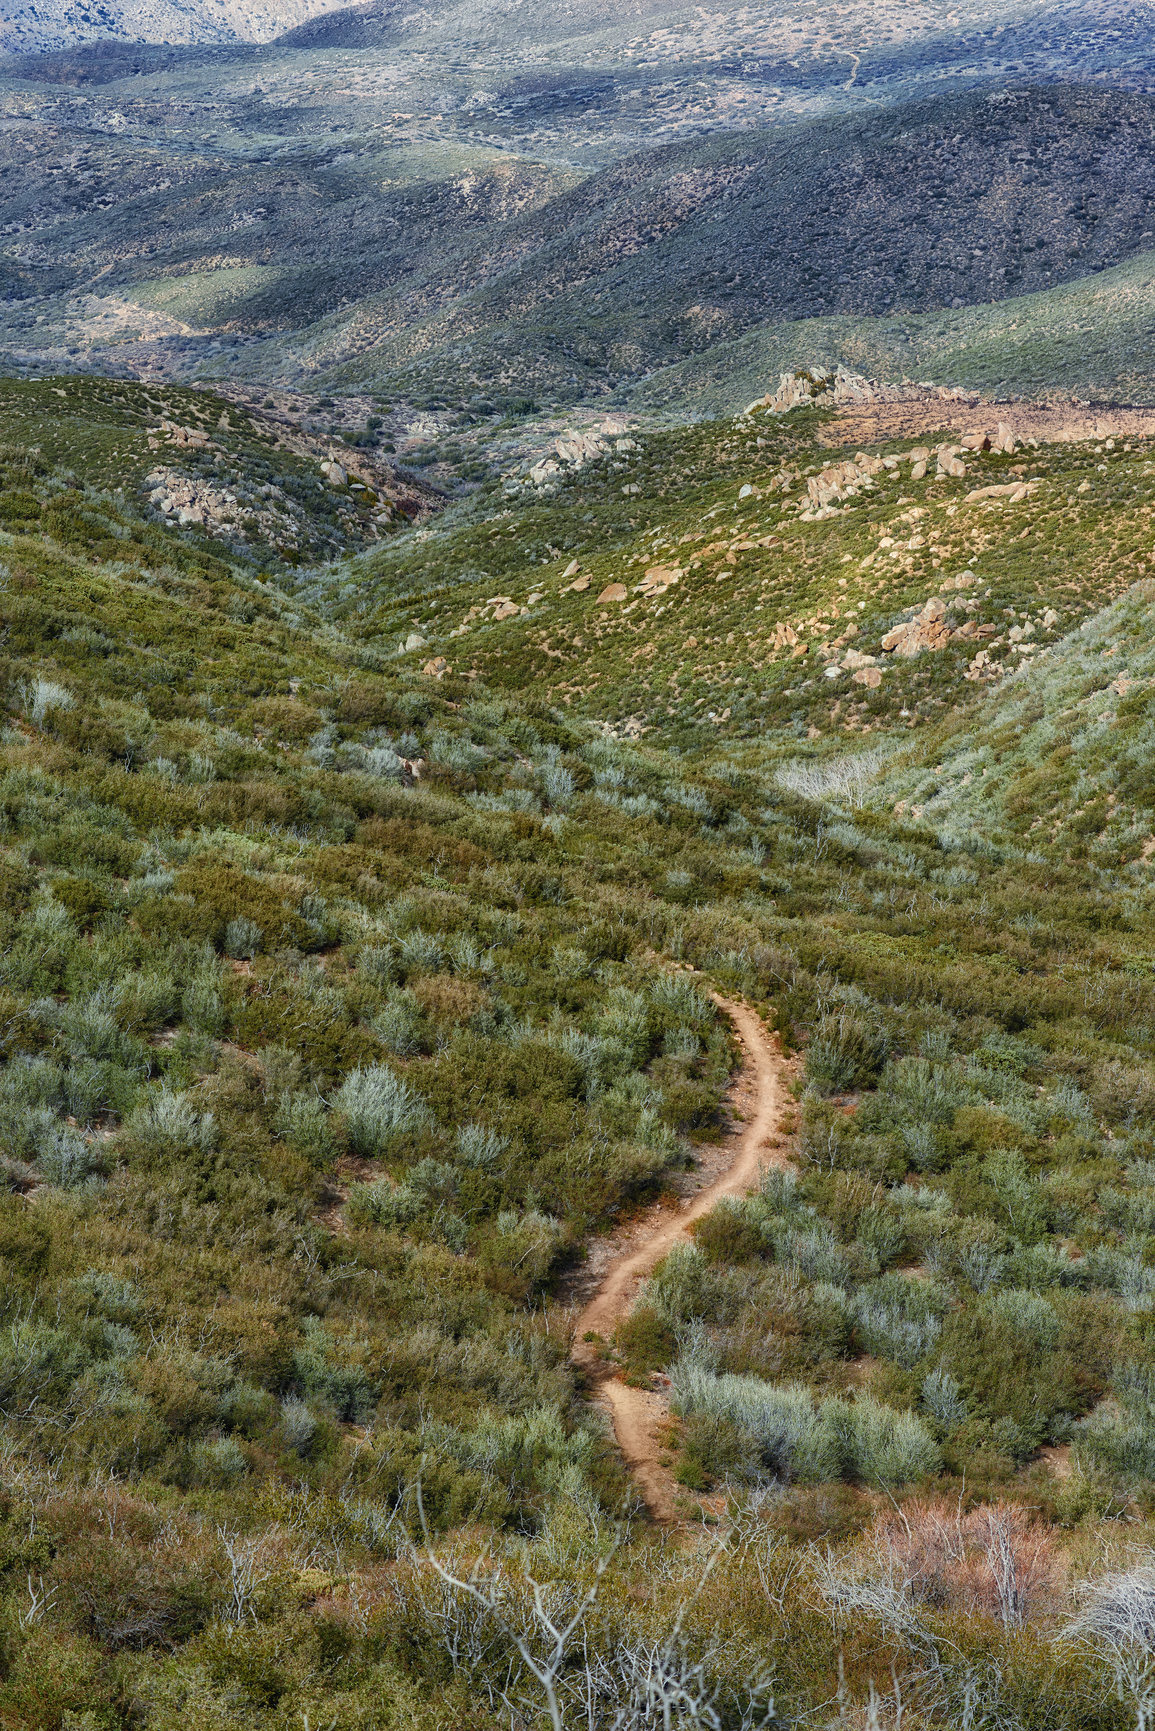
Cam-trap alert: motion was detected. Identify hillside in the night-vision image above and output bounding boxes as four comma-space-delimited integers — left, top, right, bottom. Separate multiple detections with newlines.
9, 64, 1155, 407
14, 5, 1155, 1722
327, 384, 1155, 752
630, 246, 1155, 417
5, 373, 1155, 1725
292, 83, 1155, 400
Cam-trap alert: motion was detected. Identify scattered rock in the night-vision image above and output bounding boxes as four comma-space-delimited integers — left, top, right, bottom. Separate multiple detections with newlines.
569, 575, 591, 592
596, 583, 628, 603
964, 649, 1001, 681
492, 601, 521, 620
422, 657, 450, 679
320, 458, 348, 486
562, 559, 580, 578
404, 632, 427, 651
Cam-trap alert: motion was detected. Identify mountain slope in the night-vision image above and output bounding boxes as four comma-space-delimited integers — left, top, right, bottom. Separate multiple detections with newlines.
7, 383, 1155, 1727
188, 83, 1155, 394
630, 246, 1155, 417
315, 389, 1155, 752
866, 579, 1155, 870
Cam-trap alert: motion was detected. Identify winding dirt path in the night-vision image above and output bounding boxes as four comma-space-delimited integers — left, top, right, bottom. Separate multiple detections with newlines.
570, 993, 795, 1521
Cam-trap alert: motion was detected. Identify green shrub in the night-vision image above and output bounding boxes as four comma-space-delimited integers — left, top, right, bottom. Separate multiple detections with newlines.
670, 1363, 840, 1483
122, 1089, 218, 1166
827, 1394, 940, 1487
805, 1008, 889, 1094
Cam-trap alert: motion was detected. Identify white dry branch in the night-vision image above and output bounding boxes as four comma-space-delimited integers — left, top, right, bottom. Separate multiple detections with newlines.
1065, 1559, 1155, 1729
414, 1488, 777, 1729
776, 745, 892, 809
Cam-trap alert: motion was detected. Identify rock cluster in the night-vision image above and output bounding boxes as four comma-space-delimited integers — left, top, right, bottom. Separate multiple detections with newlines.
746, 368, 974, 417
528, 421, 638, 488
143, 467, 243, 530
141, 464, 328, 554
881, 595, 953, 656
146, 419, 218, 453
805, 450, 886, 511
634, 564, 681, 598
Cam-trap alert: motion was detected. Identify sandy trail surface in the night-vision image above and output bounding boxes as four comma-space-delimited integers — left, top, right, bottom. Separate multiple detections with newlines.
570, 994, 794, 1521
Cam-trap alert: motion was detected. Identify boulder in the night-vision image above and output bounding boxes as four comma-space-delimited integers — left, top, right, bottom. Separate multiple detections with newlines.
881, 596, 952, 656
596, 583, 628, 603
964, 482, 1032, 504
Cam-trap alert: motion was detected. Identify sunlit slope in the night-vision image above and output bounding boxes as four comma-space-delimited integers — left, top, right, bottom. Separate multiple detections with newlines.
331, 406, 1155, 748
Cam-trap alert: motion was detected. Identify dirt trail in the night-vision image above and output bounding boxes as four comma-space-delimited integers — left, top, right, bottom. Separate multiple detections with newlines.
570, 994, 795, 1522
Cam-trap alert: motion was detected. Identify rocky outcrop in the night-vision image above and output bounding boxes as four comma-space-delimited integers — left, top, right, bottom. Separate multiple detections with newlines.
527, 420, 637, 489
881, 595, 953, 656
747, 368, 975, 418
146, 420, 217, 454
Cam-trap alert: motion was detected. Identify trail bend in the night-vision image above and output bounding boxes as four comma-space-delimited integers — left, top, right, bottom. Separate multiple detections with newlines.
570, 992, 795, 1523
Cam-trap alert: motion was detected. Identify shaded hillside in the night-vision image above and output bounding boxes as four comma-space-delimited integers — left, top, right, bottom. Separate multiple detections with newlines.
234, 83, 1155, 396
629, 247, 1155, 417
12, 76, 1155, 408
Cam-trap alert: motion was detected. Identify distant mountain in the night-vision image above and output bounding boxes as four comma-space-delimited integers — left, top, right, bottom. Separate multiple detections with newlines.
216, 84, 1155, 399
0, 0, 342, 54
